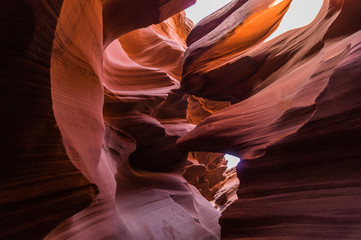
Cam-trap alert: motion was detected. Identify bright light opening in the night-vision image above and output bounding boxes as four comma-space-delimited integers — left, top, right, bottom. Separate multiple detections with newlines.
225, 154, 241, 169
269, 0, 284, 8
265, 0, 323, 41
185, 0, 323, 41
185, 0, 232, 25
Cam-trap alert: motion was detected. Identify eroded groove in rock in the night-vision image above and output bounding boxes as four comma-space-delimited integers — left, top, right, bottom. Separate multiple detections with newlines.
182, 95, 235, 204
47, 1, 134, 239
103, 15, 193, 173
186, 0, 249, 46
115, 160, 221, 239
178, 40, 351, 158
0, 1, 98, 239
178, 0, 361, 238
103, 0, 196, 48
45, 0, 221, 239
3, 0, 361, 239
184, 152, 227, 201
181, 0, 293, 102
221, 42, 361, 238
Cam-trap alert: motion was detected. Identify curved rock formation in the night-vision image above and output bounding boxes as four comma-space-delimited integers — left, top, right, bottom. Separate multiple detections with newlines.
46, 0, 220, 239
178, 0, 361, 239
212, 168, 240, 213
0, 1, 97, 239
181, 0, 292, 102
2, 0, 361, 239
1, 0, 220, 239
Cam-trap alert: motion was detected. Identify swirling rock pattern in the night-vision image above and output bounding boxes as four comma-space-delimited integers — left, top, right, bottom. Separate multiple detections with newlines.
179, 0, 361, 239
0, 1, 97, 239
2, 0, 361, 239
47, 0, 220, 239
1, 0, 220, 239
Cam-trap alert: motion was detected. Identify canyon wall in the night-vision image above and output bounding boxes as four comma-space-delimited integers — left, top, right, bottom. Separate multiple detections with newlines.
1, 0, 361, 239
179, 0, 361, 239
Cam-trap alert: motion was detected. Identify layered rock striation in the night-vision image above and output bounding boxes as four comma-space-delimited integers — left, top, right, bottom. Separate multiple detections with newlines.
47, 0, 220, 239
1, 0, 219, 239
1, 0, 361, 239
179, 0, 361, 239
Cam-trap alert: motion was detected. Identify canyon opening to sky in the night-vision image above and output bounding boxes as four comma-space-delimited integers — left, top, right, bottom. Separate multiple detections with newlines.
186, 0, 323, 40
2, 0, 361, 239
186, 0, 324, 169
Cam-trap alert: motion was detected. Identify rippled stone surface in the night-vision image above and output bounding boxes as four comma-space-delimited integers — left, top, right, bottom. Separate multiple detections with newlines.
1, 0, 221, 239
2, 0, 361, 239
179, 0, 361, 239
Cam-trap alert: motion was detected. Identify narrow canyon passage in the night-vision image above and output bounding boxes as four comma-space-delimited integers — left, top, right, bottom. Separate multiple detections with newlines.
1, 0, 361, 240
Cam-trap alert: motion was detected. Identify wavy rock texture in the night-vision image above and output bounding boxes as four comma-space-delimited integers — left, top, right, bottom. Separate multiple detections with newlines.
2, 0, 361, 239
212, 168, 240, 213
184, 96, 233, 202
182, 0, 292, 101
184, 152, 227, 201
47, 0, 221, 239
0, 1, 97, 239
179, 0, 361, 239
1, 0, 221, 239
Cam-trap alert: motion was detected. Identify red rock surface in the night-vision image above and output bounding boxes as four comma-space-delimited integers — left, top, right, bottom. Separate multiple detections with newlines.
178, 0, 361, 239
212, 168, 240, 213
2, 0, 361, 239
0, 1, 96, 239
1, 0, 220, 239
47, 0, 220, 239
184, 152, 227, 200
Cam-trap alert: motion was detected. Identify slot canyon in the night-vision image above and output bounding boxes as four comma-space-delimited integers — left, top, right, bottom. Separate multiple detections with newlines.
1, 0, 361, 239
